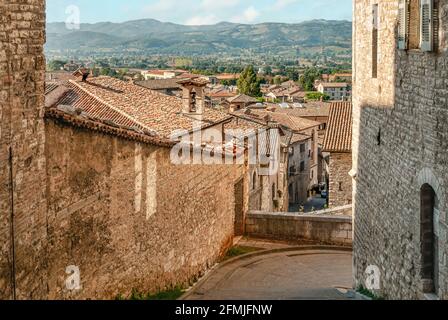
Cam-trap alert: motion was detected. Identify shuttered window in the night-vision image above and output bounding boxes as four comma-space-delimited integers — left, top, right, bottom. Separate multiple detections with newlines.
398, 0, 409, 50
420, 0, 433, 51
398, 0, 435, 52
372, 4, 379, 78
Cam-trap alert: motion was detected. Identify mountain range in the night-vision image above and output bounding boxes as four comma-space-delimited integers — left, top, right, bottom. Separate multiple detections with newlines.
45, 19, 352, 56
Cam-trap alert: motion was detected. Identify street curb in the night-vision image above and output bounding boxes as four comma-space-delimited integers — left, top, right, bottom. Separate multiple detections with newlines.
179, 245, 353, 300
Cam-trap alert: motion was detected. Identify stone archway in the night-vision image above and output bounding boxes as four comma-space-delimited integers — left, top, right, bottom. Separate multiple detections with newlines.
417, 168, 443, 296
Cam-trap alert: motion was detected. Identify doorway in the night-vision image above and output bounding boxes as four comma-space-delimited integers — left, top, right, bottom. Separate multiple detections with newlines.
420, 184, 439, 295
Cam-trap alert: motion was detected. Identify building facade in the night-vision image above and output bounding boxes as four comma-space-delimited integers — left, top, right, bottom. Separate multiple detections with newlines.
323, 102, 353, 208
288, 135, 313, 206
353, 0, 448, 299
0, 2, 256, 299
318, 82, 352, 101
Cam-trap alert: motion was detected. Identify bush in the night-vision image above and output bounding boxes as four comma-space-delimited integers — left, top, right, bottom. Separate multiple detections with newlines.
305, 92, 330, 101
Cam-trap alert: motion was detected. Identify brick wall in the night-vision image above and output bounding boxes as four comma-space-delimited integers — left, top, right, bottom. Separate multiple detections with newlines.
328, 152, 352, 207
44, 119, 245, 299
353, 0, 448, 299
0, 0, 47, 299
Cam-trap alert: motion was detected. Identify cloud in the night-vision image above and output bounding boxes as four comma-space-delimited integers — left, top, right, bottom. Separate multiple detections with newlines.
185, 14, 219, 26
244, 6, 260, 22
231, 6, 260, 23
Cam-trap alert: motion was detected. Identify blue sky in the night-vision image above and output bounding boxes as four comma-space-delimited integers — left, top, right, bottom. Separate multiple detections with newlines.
46, 0, 352, 25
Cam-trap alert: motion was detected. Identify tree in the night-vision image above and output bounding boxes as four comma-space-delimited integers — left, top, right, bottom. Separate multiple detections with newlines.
47, 60, 67, 71
237, 65, 261, 97
273, 75, 282, 85
299, 67, 322, 91
305, 92, 330, 101
264, 66, 272, 76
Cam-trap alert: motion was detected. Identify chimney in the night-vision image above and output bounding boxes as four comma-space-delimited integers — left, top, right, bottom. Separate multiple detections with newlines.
177, 77, 209, 116
72, 68, 91, 82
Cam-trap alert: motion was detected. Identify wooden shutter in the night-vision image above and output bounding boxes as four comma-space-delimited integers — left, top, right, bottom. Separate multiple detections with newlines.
420, 0, 433, 52
398, 0, 409, 50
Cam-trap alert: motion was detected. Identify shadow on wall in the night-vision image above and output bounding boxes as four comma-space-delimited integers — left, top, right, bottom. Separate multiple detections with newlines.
352, 0, 400, 294
353, 10, 448, 299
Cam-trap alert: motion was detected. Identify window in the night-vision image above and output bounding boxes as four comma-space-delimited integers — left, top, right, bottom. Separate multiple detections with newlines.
300, 143, 306, 153
272, 184, 276, 201
420, 184, 439, 295
252, 172, 257, 190
372, 4, 379, 78
398, 0, 435, 51
190, 89, 197, 112
300, 161, 305, 172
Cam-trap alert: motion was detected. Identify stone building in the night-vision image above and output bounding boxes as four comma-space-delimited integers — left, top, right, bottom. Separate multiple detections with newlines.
353, 0, 448, 299
234, 109, 321, 210
317, 82, 351, 101
0, 1, 266, 299
288, 133, 313, 206
226, 94, 258, 112
323, 102, 353, 208
135, 79, 183, 97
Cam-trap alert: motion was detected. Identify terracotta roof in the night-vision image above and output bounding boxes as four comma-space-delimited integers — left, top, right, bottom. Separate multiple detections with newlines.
45, 76, 232, 139
208, 91, 236, 98
319, 82, 349, 88
227, 94, 258, 104
215, 73, 240, 80
285, 87, 304, 95
145, 70, 167, 75
291, 133, 311, 144
135, 79, 182, 90
224, 116, 267, 137
323, 101, 352, 153
45, 107, 175, 148
264, 102, 331, 118
177, 72, 201, 79
234, 109, 320, 133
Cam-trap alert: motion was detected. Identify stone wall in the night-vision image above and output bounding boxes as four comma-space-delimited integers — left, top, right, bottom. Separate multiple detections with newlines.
328, 152, 352, 207
0, 0, 47, 299
44, 119, 245, 299
353, 0, 448, 299
246, 207, 353, 246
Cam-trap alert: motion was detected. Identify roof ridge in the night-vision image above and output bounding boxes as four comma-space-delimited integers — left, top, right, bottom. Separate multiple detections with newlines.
69, 79, 154, 132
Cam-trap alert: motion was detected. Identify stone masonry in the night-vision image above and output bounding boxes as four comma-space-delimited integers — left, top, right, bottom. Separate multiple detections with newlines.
0, 0, 48, 299
353, 0, 448, 299
43, 119, 245, 299
0, 0, 248, 299
328, 153, 353, 207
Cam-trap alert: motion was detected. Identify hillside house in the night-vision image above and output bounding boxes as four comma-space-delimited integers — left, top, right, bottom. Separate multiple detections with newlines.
317, 82, 351, 101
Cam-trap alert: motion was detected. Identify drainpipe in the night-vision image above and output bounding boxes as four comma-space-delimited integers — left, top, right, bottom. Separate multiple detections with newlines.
8, 146, 16, 300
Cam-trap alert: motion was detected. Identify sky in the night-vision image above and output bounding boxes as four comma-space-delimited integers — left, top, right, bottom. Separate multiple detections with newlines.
46, 0, 352, 25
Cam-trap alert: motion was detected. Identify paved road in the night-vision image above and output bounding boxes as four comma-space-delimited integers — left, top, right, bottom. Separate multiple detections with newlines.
184, 249, 354, 300
289, 195, 327, 213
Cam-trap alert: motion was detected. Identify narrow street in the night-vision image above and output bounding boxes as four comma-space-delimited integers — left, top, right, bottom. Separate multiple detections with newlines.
289, 194, 328, 213
183, 245, 354, 300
